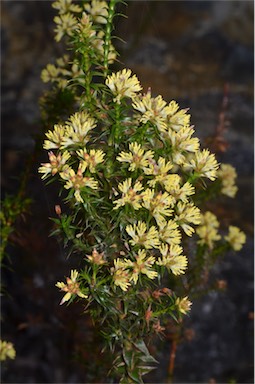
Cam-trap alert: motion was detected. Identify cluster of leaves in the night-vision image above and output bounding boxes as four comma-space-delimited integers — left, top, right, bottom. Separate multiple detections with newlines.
38, 0, 246, 382
0, 194, 31, 263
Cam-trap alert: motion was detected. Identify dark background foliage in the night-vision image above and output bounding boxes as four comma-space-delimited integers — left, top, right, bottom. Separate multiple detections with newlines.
1, 1, 254, 383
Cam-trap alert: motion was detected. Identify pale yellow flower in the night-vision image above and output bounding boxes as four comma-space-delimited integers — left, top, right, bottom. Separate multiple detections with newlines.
184, 149, 219, 181
196, 226, 221, 249
41, 55, 84, 89
157, 243, 187, 275
221, 183, 238, 198
55, 54, 70, 67
145, 157, 173, 187
177, 182, 195, 202
200, 211, 220, 229
112, 259, 131, 291
165, 126, 200, 165
113, 178, 144, 210
218, 163, 238, 198
39, 151, 70, 179
52, 0, 82, 14
132, 91, 169, 131
0, 340, 16, 361
196, 212, 221, 249
117, 142, 154, 172
166, 105, 191, 132
161, 173, 180, 190
175, 296, 192, 314
54, 13, 77, 41
106, 69, 142, 104
175, 202, 201, 236
62, 111, 97, 147
126, 221, 160, 249
164, 100, 179, 116
125, 249, 157, 284
225, 226, 246, 251
43, 124, 67, 150
60, 164, 98, 203
41, 64, 60, 83
158, 220, 182, 245
164, 176, 195, 203
84, 0, 108, 24
77, 148, 105, 173
142, 189, 174, 226
56, 269, 87, 305
86, 249, 106, 265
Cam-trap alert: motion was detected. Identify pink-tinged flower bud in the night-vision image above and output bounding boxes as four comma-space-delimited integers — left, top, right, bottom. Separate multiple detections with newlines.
55, 205, 62, 216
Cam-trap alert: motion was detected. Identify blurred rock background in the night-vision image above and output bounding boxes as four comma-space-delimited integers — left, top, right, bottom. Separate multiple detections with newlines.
1, 1, 254, 383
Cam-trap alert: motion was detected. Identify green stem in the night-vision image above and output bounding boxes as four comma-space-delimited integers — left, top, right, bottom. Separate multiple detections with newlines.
103, 0, 117, 78
109, 102, 121, 146
82, 51, 92, 107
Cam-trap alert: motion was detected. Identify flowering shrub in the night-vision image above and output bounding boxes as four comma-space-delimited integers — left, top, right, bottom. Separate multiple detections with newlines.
39, 0, 246, 381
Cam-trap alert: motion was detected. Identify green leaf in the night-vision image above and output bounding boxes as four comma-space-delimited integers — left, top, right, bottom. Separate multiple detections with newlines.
139, 354, 158, 364
137, 364, 157, 375
127, 368, 141, 383
132, 339, 150, 356
122, 349, 133, 368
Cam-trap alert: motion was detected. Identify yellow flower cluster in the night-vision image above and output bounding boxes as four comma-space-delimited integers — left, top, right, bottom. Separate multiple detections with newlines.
196, 211, 221, 249
106, 69, 142, 104
41, 54, 85, 90
184, 149, 219, 181
54, 12, 78, 41
166, 126, 200, 165
225, 226, 246, 251
132, 91, 172, 131
164, 176, 195, 204
126, 221, 160, 249
52, 0, 109, 41
217, 163, 238, 198
84, 0, 108, 24
113, 178, 144, 210
175, 296, 192, 315
43, 0, 116, 86
0, 340, 16, 361
39, 151, 70, 179
111, 101, 208, 293
132, 92, 190, 133
77, 148, 105, 173
112, 190, 195, 290
142, 189, 174, 226
158, 220, 181, 245
117, 142, 154, 172
157, 243, 188, 275
131, 90, 207, 167
112, 249, 157, 290
52, 0, 82, 15
43, 112, 96, 150
56, 269, 87, 305
60, 164, 98, 203
145, 157, 173, 187
175, 202, 201, 236
41, 55, 84, 89
40, 111, 104, 203
112, 175, 198, 289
